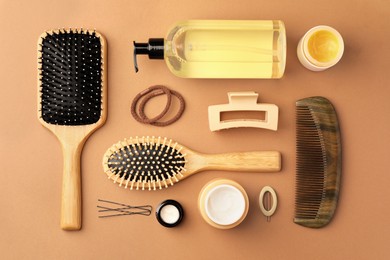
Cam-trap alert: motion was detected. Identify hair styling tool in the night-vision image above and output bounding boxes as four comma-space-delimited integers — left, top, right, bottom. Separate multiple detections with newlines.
97, 199, 152, 218
259, 186, 277, 222
208, 92, 278, 131
38, 29, 107, 230
131, 85, 185, 126
102, 136, 281, 191
295, 96, 341, 228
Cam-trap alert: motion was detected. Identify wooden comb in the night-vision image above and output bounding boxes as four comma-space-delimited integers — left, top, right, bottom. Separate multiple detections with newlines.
295, 96, 341, 228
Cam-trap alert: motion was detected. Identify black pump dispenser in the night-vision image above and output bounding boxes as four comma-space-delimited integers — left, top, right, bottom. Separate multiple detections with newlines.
133, 38, 164, 72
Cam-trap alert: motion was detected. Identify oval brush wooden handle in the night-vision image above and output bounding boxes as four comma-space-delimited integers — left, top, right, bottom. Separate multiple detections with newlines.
60, 142, 82, 230
199, 151, 281, 172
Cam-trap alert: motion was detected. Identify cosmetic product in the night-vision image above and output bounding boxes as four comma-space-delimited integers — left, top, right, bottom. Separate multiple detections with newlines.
297, 25, 344, 71
103, 136, 281, 191
198, 179, 249, 229
208, 91, 278, 131
131, 85, 185, 126
259, 186, 278, 222
38, 29, 107, 230
133, 20, 286, 78
295, 96, 341, 228
156, 200, 184, 227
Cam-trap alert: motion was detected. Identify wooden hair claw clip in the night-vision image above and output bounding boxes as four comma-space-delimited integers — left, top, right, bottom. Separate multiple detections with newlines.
208, 92, 279, 131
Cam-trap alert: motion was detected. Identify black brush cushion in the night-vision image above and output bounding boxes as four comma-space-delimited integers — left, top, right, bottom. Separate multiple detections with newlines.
107, 142, 186, 183
39, 30, 102, 125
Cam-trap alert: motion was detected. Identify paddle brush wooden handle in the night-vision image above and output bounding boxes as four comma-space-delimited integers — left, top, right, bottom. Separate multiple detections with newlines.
194, 151, 281, 172
60, 139, 83, 230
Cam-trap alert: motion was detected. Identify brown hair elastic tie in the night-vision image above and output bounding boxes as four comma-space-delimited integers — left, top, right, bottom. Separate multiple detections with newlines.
131, 85, 185, 126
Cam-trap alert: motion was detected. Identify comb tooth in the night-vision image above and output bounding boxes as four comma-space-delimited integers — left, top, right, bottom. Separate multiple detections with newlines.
150, 136, 155, 148
166, 139, 172, 152
118, 175, 125, 187
124, 175, 131, 189
107, 170, 116, 179
171, 171, 179, 182
129, 180, 135, 190
171, 142, 178, 155
161, 175, 168, 188
143, 137, 148, 150
155, 175, 162, 190
113, 174, 120, 184
129, 138, 138, 155
167, 176, 174, 186
175, 167, 184, 178
176, 146, 183, 154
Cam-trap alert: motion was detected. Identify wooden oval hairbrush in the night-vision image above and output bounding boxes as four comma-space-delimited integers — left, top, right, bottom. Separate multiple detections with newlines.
38, 29, 107, 230
102, 136, 281, 191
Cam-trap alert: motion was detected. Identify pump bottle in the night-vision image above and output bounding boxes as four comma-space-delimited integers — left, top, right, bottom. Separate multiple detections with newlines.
134, 20, 286, 79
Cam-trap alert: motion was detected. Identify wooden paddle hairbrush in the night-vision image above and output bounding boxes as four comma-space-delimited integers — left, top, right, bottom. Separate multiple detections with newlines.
295, 96, 341, 228
102, 136, 281, 191
38, 29, 107, 230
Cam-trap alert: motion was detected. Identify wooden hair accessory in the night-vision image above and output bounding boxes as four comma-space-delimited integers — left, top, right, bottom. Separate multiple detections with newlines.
208, 92, 279, 131
259, 186, 278, 222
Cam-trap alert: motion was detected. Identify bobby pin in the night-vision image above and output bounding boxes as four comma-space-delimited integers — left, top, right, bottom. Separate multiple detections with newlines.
97, 199, 152, 218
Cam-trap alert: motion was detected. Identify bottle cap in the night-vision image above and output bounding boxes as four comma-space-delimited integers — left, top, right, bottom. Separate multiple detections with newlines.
297, 25, 344, 71
133, 38, 164, 72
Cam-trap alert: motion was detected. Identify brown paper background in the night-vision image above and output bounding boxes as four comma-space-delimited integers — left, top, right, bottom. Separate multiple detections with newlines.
1, 0, 389, 259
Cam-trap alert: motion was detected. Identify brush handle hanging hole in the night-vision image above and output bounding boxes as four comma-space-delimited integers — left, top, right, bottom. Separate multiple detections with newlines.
259, 186, 277, 221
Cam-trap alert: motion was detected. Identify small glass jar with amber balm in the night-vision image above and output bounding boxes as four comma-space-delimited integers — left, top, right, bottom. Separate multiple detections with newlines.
297, 25, 344, 71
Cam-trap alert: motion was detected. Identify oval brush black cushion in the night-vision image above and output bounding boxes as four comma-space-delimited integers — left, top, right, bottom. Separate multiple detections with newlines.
39, 30, 102, 125
107, 142, 186, 183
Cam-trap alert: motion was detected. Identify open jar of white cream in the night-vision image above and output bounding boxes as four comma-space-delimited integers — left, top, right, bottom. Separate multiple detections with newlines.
198, 179, 249, 229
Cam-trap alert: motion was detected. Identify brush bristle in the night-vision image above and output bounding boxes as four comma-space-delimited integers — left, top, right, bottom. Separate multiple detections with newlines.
104, 136, 187, 191
294, 96, 341, 228
38, 29, 103, 125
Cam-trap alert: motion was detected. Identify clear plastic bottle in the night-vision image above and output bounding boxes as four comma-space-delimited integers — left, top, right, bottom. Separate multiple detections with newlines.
134, 20, 286, 79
